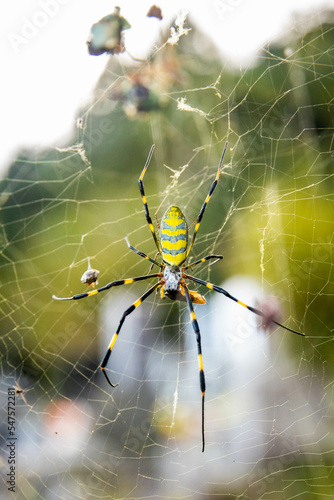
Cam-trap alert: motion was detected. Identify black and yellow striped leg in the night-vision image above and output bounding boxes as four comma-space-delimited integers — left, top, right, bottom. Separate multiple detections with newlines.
184, 254, 223, 271
184, 274, 305, 337
52, 273, 160, 301
125, 237, 161, 268
186, 142, 228, 258
101, 281, 162, 387
138, 144, 161, 254
182, 282, 206, 452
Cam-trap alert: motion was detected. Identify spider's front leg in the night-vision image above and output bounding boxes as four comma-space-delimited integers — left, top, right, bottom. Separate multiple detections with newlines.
138, 145, 161, 254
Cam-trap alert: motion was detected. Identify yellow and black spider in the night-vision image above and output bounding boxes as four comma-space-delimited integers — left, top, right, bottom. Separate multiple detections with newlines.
53, 143, 305, 451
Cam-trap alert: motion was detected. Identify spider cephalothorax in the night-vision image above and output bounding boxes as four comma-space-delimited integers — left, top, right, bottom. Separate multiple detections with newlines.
163, 265, 182, 295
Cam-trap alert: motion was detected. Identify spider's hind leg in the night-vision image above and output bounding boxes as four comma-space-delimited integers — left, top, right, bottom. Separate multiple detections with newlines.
181, 282, 206, 452
101, 280, 163, 387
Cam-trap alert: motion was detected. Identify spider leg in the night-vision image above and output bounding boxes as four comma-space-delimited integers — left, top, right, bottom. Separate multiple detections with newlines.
101, 280, 163, 387
125, 237, 161, 268
147, 250, 161, 273
182, 282, 206, 452
184, 274, 305, 337
184, 254, 223, 271
138, 145, 161, 254
52, 273, 161, 301
186, 142, 227, 259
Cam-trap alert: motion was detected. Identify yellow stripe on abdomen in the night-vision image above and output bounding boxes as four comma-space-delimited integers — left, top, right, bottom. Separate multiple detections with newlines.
160, 206, 188, 268
161, 239, 186, 251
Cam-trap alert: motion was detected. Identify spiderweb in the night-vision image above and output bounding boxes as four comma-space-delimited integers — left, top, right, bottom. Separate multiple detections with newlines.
1, 4, 334, 500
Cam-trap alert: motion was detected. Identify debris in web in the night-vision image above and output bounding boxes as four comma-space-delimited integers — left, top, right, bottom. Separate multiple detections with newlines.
177, 97, 209, 118
168, 10, 191, 45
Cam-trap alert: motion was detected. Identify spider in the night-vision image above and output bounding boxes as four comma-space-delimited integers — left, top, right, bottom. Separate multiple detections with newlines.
53, 143, 304, 451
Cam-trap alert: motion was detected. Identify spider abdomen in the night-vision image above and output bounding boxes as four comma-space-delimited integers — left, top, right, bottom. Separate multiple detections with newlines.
160, 206, 188, 268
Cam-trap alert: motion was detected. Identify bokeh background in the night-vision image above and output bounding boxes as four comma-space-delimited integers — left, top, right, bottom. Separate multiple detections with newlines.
1, 1, 334, 499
